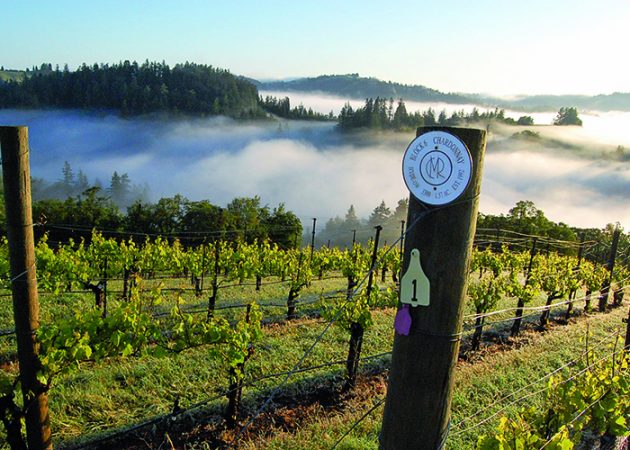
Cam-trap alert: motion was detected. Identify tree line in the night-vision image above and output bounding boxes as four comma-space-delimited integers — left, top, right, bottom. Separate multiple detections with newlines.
0, 61, 263, 117
29, 194, 302, 249
0, 164, 624, 265
259, 95, 334, 121
0, 162, 302, 249
477, 200, 628, 266
337, 97, 537, 131
317, 199, 409, 248
31, 161, 149, 210
337, 98, 587, 131
0, 62, 586, 127
315, 198, 627, 268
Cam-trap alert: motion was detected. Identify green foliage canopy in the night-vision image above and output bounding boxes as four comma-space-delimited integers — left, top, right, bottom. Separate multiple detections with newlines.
553, 107, 583, 126
0, 60, 263, 118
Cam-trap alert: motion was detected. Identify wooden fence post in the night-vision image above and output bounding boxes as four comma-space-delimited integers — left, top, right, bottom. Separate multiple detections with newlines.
310, 217, 317, 261
599, 227, 620, 312
511, 237, 538, 336
380, 127, 486, 449
345, 225, 382, 390
207, 239, 220, 320
565, 235, 585, 320
1, 126, 52, 449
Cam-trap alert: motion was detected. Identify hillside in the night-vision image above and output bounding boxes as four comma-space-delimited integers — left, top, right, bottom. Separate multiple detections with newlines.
4, 65, 630, 113
256, 74, 474, 104
0, 69, 25, 84
0, 63, 55, 84
499, 92, 630, 112
257, 74, 630, 112
0, 61, 263, 117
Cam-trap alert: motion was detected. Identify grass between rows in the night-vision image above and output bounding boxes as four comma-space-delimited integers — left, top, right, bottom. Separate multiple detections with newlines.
0, 273, 625, 448
238, 305, 628, 450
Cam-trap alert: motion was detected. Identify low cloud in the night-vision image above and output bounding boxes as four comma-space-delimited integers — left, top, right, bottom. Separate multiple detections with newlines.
481, 151, 630, 227
170, 139, 406, 221
0, 105, 627, 230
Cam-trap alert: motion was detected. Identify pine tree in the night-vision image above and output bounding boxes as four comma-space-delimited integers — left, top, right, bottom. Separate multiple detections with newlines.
393, 99, 409, 130
345, 205, 361, 229
61, 161, 74, 197
76, 170, 89, 193
553, 107, 582, 126
368, 200, 391, 227
109, 171, 123, 205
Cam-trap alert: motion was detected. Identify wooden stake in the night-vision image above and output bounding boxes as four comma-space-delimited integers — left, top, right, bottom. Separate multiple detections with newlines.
345, 225, 382, 390
310, 217, 316, 261
1, 126, 52, 449
380, 126, 486, 450
599, 227, 620, 312
511, 237, 537, 336
207, 239, 220, 320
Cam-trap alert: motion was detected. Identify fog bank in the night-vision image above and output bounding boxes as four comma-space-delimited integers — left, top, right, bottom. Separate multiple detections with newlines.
0, 107, 628, 230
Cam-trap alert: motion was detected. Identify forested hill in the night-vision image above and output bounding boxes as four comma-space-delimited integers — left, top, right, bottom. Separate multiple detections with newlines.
4, 64, 629, 115
496, 93, 630, 112
256, 74, 474, 104
257, 74, 630, 112
0, 61, 263, 117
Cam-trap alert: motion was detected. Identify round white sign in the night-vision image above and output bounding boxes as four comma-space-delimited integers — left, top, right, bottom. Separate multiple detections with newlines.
402, 131, 472, 205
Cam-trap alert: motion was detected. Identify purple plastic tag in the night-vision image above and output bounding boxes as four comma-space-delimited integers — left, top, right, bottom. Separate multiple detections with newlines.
394, 304, 412, 336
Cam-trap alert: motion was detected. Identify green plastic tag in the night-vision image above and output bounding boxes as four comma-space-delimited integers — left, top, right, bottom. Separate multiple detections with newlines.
400, 248, 430, 307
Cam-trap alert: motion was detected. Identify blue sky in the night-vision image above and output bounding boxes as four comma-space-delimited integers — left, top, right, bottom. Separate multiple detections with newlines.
3, 0, 629, 96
